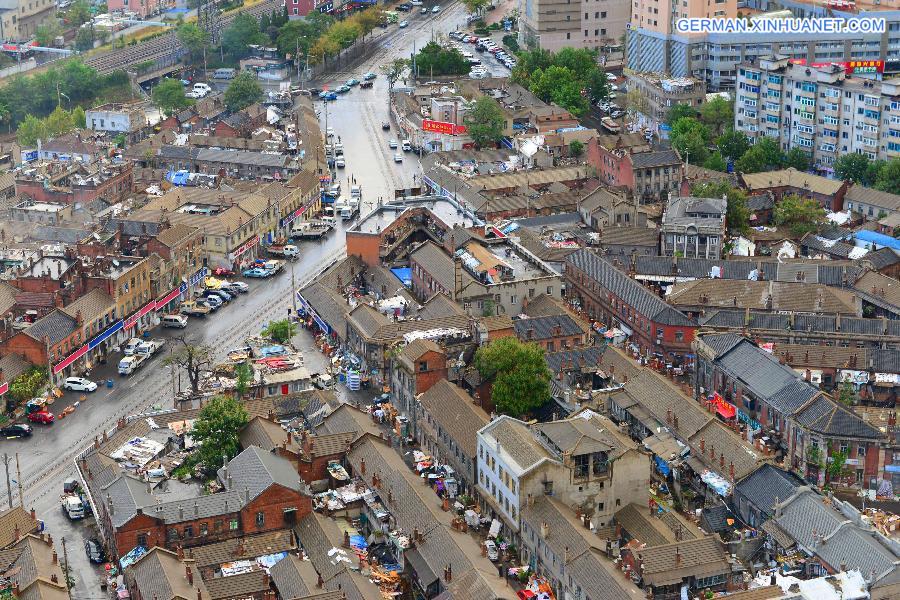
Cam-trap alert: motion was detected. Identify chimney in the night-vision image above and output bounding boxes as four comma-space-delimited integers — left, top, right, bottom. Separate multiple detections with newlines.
540, 521, 549, 539
675, 546, 681, 566
564, 546, 569, 564
197, 589, 202, 600
730, 462, 735, 481
186, 565, 193, 586
700, 438, 705, 454
179, 506, 184, 520
317, 573, 324, 588
52, 551, 57, 564
360, 458, 366, 475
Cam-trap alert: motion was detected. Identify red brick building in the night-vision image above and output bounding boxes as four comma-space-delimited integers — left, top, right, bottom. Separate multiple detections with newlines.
564, 249, 697, 366
15, 162, 133, 207
213, 105, 269, 139
98, 446, 312, 558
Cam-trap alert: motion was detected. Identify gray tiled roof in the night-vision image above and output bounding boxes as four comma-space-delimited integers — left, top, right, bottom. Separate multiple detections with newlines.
513, 314, 585, 341
418, 380, 488, 460
698, 333, 744, 358
196, 148, 290, 168
128, 547, 208, 600
566, 249, 694, 327
411, 242, 479, 295
630, 148, 682, 169
24, 310, 76, 346
793, 396, 881, 439
714, 339, 805, 400
864, 247, 900, 271
101, 474, 155, 529
480, 417, 549, 471
544, 347, 606, 374
734, 465, 804, 521
217, 445, 305, 498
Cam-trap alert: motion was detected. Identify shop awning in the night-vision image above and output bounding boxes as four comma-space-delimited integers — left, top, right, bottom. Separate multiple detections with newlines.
716, 402, 736, 419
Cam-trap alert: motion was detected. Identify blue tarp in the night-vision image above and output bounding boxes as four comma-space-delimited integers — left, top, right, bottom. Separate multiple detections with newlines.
654, 455, 671, 477
119, 546, 147, 570
391, 267, 412, 287
166, 170, 190, 186
855, 229, 900, 252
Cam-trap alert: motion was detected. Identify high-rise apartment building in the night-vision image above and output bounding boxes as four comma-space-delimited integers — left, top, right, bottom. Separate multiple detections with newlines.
628, 0, 900, 90
518, 0, 630, 52
734, 55, 900, 176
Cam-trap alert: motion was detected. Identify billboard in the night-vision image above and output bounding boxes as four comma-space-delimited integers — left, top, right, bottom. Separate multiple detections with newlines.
422, 119, 467, 135
789, 58, 884, 76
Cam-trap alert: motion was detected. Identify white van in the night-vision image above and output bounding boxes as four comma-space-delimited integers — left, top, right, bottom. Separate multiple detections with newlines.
213, 68, 236, 80
123, 338, 142, 355
161, 314, 188, 329
401, 140, 412, 151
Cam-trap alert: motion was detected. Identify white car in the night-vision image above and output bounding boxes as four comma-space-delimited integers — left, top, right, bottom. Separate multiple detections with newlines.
389, 140, 398, 148
432, 5, 440, 11
335, 157, 346, 168
411, 0, 422, 4
222, 281, 249, 293
63, 377, 97, 392
326, 127, 335, 137
394, 153, 403, 162
123, 337, 142, 355
399, 20, 409, 27
420, 7, 427, 13
484, 540, 499, 561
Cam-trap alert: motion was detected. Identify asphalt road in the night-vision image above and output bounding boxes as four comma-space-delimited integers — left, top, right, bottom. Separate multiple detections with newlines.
0, 6, 486, 597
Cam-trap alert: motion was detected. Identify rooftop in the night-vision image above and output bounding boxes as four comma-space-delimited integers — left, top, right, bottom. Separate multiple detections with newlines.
741, 168, 844, 197
350, 196, 480, 235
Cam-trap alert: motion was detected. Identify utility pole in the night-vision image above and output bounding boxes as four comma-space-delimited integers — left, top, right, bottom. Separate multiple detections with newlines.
291, 262, 297, 317
2, 454, 11, 509
15, 453, 22, 508
61, 536, 72, 598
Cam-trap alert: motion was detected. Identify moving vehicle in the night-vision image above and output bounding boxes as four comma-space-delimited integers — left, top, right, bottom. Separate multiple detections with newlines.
394, 153, 403, 162
382, 121, 391, 130
363, 72, 377, 80
389, 140, 398, 148
85, 540, 106, 564
346, 78, 359, 86
324, 183, 341, 197
291, 220, 334, 240
161, 314, 188, 328
26, 411, 54, 424
186, 83, 211, 99
398, 20, 409, 27
118, 354, 147, 375
123, 337, 142, 356
336, 85, 351, 94
484, 540, 499, 561
350, 185, 362, 200
432, 5, 440, 12
335, 157, 346, 168
63, 377, 97, 392
212, 68, 236, 80
263, 259, 284, 274
268, 243, 300, 259
410, 0, 422, 5
242, 267, 272, 278
180, 301, 211, 316
319, 91, 338, 101
0, 423, 31, 438
360, 80, 373, 89
420, 7, 428, 13
402, 140, 412, 151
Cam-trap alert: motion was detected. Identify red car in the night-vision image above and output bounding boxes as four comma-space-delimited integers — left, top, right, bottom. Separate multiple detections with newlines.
27, 411, 54, 424
213, 267, 235, 277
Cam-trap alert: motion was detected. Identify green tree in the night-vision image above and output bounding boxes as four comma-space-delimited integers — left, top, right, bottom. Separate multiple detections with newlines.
66, 0, 92, 27
16, 115, 47, 147
45, 105, 74, 137
152, 78, 193, 116
692, 180, 750, 234
412, 41, 469, 77
275, 12, 333, 57
191, 395, 249, 472
35, 23, 61, 47
502, 34, 519, 53
8, 367, 47, 405
474, 337, 551, 417
464, 96, 505, 149
463, 0, 489, 15
826, 446, 849, 485
736, 137, 784, 173
667, 103, 696, 126
223, 71, 263, 111
529, 66, 588, 117
381, 58, 408, 89
716, 129, 749, 161
163, 339, 213, 395
74, 27, 94, 52
569, 140, 584, 158
774, 193, 826, 237
234, 362, 253, 398
72, 106, 86, 129
510, 47, 553, 88
177, 23, 210, 63
670, 117, 710, 165
784, 147, 811, 172
699, 96, 733, 136
866, 159, 887, 188
325, 19, 361, 50
875, 159, 900, 194
553, 47, 597, 82
262, 318, 297, 344
353, 9, 380, 38
703, 151, 727, 172
585, 68, 609, 104
834, 153, 871, 184
222, 13, 266, 58
837, 378, 856, 407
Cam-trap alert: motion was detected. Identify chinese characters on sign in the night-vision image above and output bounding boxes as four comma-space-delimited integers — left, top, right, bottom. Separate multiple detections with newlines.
422, 119, 467, 135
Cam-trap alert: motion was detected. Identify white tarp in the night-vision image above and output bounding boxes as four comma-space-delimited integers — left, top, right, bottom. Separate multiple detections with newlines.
488, 519, 501, 538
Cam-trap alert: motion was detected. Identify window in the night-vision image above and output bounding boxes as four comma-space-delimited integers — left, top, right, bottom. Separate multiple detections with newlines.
675, 330, 684, 342
657, 327, 664, 338
256, 512, 265, 527
858, 446, 866, 457
418, 361, 428, 372
229, 519, 239, 531
574, 454, 589, 478
184, 525, 193, 538
200, 523, 208, 536
136, 534, 147, 548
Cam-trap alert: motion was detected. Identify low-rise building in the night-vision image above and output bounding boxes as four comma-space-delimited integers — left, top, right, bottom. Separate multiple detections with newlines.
15, 160, 134, 206
512, 313, 587, 352
739, 168, 848, 213
86, 103, 149, 143
598, 227, 660, 258
125, 547, 210, 600
845, 185, 900, 222
667, 279, 862, 317
9, 198, 72, 225
659, 196, 726, 259
0, 0, 56, 40
577, 186, 647, 230
625, 73, 707, 123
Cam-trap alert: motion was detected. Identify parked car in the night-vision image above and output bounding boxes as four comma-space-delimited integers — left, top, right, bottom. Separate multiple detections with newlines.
394, 153, 403, 162
389, 140, 398, 149
420, 7, 427, 13
398, 20, 409, 27
197, 296, 222, 310
63, 377, 97, 392
432, 5, 440, 11
397, 2, 411, 9
213, 267, 235, 276
85, 540, 106, 564
484, 540, 499, 561
161, 314, 189, 328
335, 157, 346, 168
221, 281, 249, 294
203, 289, 233, 302
243, 267, 272, 278
363, 72, 377, 80
27, 411, 54, 424
0, 424, 32, 438
346, 78, 360, 86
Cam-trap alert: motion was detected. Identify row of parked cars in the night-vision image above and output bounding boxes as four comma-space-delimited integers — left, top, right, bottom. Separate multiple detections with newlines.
449, 32, 518, 70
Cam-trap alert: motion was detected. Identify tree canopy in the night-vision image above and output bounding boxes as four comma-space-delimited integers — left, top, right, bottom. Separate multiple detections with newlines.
784, 147, 811, 172
774, 194, 826, 237
875, 159, 900, 194
191, 395, 249, 472
716, 129, 749, 161
412, 41, 469, 77
152, 78, 194, 116
699, 96, 733, 137
275, 12, 333, 57
222, 13, 267, 58
529, 66, 589, 117
224, 72, 263, 111
666, 103, 697, 126
262, 319, 297, 344
474, 337, 551, 417
177, 23, 211, 63
670, 117, 711, 165
464, 96, 505, 149
735, 137, 784, 173
512, 47, 608, 115
834, 153, 873, 184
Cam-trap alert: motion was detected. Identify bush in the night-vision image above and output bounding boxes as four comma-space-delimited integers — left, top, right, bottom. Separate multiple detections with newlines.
473, 27, 489, 35
487, 22, 500, 30
502, 34, 519, 52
